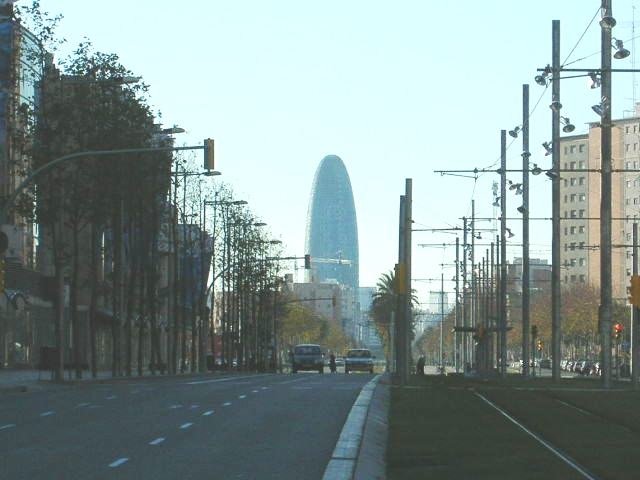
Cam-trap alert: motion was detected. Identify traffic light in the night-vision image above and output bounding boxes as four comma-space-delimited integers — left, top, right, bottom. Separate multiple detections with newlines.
203, 138, 215, 170
0, 257, 4, 293
630, 275, 640, 306
536, 339, 543, 352
304, 254, 311, 269
614, 323, 623, 340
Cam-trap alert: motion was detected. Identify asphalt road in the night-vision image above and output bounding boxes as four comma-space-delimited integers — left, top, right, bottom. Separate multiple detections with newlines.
0, 372, 373, 480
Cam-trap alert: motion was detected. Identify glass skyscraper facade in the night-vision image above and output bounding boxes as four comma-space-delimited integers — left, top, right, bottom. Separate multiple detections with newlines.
305, 154, 359, 292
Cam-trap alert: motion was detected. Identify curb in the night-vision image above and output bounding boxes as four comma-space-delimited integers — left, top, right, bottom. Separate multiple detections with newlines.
322, 374, 384, 480
354, 374, 389, 480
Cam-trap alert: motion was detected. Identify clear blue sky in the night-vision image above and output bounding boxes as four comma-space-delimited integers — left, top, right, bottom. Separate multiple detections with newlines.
35, 0, 640, 305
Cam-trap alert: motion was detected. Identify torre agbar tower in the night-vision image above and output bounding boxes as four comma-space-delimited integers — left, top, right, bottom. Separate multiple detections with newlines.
305, 154, 359, 293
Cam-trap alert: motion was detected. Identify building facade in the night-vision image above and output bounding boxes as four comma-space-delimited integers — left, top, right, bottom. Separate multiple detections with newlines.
305, 154, 359, 291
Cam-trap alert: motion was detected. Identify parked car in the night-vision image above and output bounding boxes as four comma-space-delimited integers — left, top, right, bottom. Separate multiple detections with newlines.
292, 344, 324, 374
344, 348, 375, 374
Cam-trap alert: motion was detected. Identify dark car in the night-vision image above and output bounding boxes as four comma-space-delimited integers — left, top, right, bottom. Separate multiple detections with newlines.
292, 344, 324, 374
344, 348, 374, 374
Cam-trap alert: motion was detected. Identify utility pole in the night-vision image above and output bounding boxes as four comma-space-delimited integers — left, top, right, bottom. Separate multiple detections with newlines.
522, 83, 531, 377
471, 201, 476, 368
500, 130, 507, 376
551, 19, 562, 382
406, 179, 412, 382
455, 236, 460, 372
600, 0, 614, 389
462, 217, 469, 371
633, 223, 639, 389
396, 195, 406, 383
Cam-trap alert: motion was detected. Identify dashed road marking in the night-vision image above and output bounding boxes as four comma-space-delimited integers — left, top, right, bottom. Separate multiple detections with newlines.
180, 422, 193, 429
169, 404, 183, 409
40, 411, 55, 417
238, 394, 247, 399
261, 386, 268, 390
292, 386, 313, 390
0, 424, 16, 430
190, 404, 200, 409
202, 410, 214, 416
223, 402, 232, 407
106, 395, 117, 400
108, 458, 129, 468
76, 402, 91, 408
149, 437, 165, 445
251, 389, 259, 393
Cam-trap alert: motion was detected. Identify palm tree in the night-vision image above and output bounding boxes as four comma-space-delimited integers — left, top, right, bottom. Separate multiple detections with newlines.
371, 270, 418, 365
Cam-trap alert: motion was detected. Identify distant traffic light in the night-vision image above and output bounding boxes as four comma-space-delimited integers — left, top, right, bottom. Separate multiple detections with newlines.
536, 340, 543, 352
203, 138, 215, 170
304, 254, 311, 269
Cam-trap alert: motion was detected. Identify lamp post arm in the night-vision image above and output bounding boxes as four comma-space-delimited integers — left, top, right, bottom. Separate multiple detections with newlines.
1, 144, 205, 224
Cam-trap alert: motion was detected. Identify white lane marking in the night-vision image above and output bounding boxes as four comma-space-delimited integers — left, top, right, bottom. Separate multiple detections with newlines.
185, 374, 265, 385
223, 402, 232, 407
169, 404, 183, 409
40, 411, 55, 417
261, 386, 268, 390
89, 405, 102, 409
149, 437, 165, 445
190, 404, 200, 409
238, 394, 247, 399
475, 392, 599, 480
251, 389, 259, 393
76, 402, 91, 408
180, 422, 193, 429
276, 377, 309, 385
202, 410, 214, 416
0, 424, 16, 430
106, 395, 117, 400
108, 458, 129, 468
555, 399, 594, 417
292, 386, 313, 390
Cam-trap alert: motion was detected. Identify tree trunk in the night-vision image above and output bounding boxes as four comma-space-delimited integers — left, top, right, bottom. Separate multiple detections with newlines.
88, 224, 99, 378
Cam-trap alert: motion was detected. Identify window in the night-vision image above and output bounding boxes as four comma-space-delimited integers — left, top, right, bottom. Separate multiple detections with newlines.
579, 209, 585, 218
570, 194, 576, 202
635, 161, 638, 169
570, 242, 576, 250
579, 258, 586, 266
579, 226, 585, 233
570, 178, 577, 186
570, 161, 576, 170
626, 126, 630, 133
564, 147, 569, 155
627, 198, 631, 205
635, 198, 639, 205
579, 160, 585, 168
570, 210, 577, 218
570, 226, 576, 234
627, 144, 631, 152
579, 193, 586, 201
579, 145, 585, 153
570, 258, 576, 266
635, 125, 638, 133
571, 275, 577, 282
627, 180, 632, 188
564, 227, 568, 235
579, 275, 585, 283
579, 177, 585, 185
564, 194, 568, 203
635, 143, 638, 151
570, 146, 576, 154
627, 161, 631, 169
579, 241, 585, 249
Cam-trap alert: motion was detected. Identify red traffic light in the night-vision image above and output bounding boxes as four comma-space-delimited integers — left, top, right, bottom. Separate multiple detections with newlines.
614, 323, 624, 333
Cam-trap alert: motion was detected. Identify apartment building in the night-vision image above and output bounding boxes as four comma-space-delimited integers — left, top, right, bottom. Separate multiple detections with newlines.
559, 106, 640, 302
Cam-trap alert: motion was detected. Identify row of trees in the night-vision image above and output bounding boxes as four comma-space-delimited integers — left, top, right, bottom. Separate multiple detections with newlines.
412, 283, 630, 367
7, 3, 295, 379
